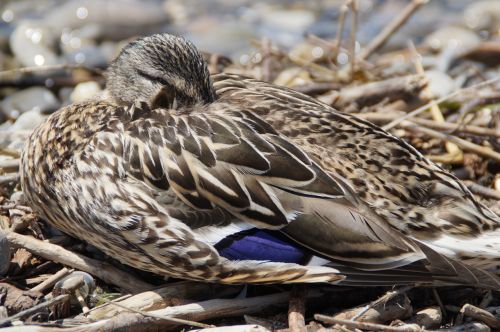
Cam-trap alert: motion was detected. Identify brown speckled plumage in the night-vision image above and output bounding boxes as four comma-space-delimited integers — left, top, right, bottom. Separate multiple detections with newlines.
21, 34, 500, 288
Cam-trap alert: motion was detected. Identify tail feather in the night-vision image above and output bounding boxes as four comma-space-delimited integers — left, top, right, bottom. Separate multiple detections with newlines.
324, 240, 500, 289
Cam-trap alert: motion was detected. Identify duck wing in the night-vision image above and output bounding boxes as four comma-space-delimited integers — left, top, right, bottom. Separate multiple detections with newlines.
116, 100, 500, 288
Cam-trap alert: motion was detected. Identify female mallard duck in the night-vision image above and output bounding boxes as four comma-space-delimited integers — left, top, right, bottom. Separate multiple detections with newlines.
21, 34, 500, 288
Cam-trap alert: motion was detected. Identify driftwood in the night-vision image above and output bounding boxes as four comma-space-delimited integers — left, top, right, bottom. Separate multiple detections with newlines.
86, 281, 242, 320
73, 292, 293, 331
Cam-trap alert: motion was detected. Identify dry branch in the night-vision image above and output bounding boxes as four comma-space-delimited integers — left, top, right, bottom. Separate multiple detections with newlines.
288, 285, 306, 332
87, 281, 242, 320
358, 0, 428, 60
357, 112, 500, 138
2, 231, 152, 293
383, 76, 500, 130
401, 123, 500, 161
315, 314, 422, 332
0, 294, 69, 327
74, 291, 294, 331
333, 74, 426, 108
31, 267, 72, 293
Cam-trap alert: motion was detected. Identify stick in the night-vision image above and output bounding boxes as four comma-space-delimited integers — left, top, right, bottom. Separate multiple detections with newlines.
348, 0, 358, 81
349, 286, 413, 322
0, 294, 69, 327
402, 123, 500, 161
332, 1, 350, 63
73, 291, 295, 331
0, 159, 19, 172
288, 285, 306, 332
357, 112, 500, 138
31, 267, 73, 293
383, 76, 500, 130
408, 40, 462, 162
358, 0, 428, 60
98, 298, 213, 329
192, 325, 270, 332
464, 181, 500, 200
2, 231, 153, 293
87, 281, 242, 320
261, 38, 273, 82
315, 314, 422, 332
334, 74, 425, 108
0, 174, 19, 186
0, 64, 103, 79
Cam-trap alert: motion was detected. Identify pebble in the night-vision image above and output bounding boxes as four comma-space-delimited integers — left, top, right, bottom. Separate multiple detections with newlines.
54, 271, 96, 298
464, 1, 500, 32
70, 81, 102, 103
8, 109, 47, 132
424, 70, 456, 99
424, 26, 481, 53
9, 191, 25, 205
9, 20, 60, 67
408, 306, 442, 329
1, 87, 59, 119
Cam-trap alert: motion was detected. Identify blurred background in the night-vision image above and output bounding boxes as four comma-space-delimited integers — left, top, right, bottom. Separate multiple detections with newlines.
0, 0, 498, 66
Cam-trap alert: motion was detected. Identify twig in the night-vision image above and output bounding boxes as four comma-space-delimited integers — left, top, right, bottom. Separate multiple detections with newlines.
0, 174, 19, 186
334, 74, 425, 108
351, 286, 413, 322
464, 181, 500, 200
261, 38, 273, 82
99, 297, 213, 329
0, 159, 19, 172
408, 40, 463, 162
192, 325, 270, 332
31, 267, 73, 293
332, 1, 350, 63
432, 288, 447, 322
87, 281, 242, 320
359, 0, 428, 60
72, 291, 297, 331
288, 285, 306, 332
383, 76, 500, 130
2, 231, 153, 293
438, 322, 491, 332
357, 112, 500, 138
402, 122, 500, 161
0, 294, 69, 327
348, 0, 358, 81
0, 64, 103, 79
293, 82, 341, 95
75, 289, 89, 314
315, 314, 422, 332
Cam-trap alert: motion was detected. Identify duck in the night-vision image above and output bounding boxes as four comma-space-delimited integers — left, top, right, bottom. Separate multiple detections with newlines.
20, 33, 500, 288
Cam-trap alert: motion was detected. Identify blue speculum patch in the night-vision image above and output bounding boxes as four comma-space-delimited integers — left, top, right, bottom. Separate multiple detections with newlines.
215, 229, 310, 264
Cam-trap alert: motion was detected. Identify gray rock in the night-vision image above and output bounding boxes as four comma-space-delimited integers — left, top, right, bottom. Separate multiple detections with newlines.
1, 87, 59, 119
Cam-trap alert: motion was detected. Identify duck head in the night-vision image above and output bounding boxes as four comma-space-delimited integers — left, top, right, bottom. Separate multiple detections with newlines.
106, 33, 216, 108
